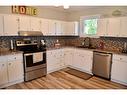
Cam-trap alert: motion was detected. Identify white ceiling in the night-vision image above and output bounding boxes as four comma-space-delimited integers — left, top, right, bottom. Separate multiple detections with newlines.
40, 6, 127, 13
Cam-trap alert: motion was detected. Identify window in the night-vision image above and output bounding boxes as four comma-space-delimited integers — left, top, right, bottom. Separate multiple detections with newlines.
80, 15, 100, 37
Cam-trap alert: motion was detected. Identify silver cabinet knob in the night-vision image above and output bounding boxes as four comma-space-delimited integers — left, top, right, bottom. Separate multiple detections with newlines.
2, 64, 4, 66
8, 63, 11, 65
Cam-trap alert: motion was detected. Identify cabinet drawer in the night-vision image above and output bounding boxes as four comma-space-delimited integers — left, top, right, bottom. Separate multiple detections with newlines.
113, 54, 127, 62
0, 55, 7, 62
77, 49, 93, 55
7, 53, 23, 61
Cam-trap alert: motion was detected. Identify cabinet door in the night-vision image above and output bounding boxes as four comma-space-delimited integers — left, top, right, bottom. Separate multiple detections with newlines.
67, 22, 79, 35
111, 60, 127, 85
0, 58, 8, 86
48, 20, 56, 35
56, 49, 65, 68
47, 51, 57, 73
19, 16, 30, 31
107, 18, 120, 37
4, 15, 19, 36
0, 15, 4, 36
41, 19, 49, 35
8, 60, 24, 83
120, 17, 127, 37
97, 19, 108, 36
61, 21, 68, 35
67, 22, 74, 35
64, 50, 73, 66
81, 54, 93, 74
30, 17, 41, 31
72, 50, 81, 68
55, 21, 62, 35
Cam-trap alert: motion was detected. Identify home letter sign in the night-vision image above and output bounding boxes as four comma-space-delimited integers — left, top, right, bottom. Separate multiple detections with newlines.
12, 6, 37, 16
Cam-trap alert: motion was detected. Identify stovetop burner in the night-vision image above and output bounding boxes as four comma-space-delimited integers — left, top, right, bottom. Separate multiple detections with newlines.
16, 39, 46, 53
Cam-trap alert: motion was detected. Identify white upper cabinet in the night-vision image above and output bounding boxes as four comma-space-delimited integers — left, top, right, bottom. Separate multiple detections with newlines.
19, 16, 41, 32
1, 14, 79, 36
30, 17, 41, 31
4, 15, 19, 36
48, 20, 63, 35
55, 21, 62, 35
0, 15, 4, 36
19, 16, 31, 31
67, 21, 79, 36
97, 19, 108, 36
61, 21, 68, 35
97, 17, 121, 37
120, 17, 127, 37
48, 20, 79, 36
106, 18, 120, 37
48, 20, 56, 35
41, 18, 49, 35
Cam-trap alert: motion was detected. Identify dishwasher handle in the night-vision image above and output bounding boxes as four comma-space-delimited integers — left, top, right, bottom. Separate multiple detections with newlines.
94, 52, 111, 56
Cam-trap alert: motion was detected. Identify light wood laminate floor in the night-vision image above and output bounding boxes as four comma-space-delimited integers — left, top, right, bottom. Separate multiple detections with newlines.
6, 68, 127, 89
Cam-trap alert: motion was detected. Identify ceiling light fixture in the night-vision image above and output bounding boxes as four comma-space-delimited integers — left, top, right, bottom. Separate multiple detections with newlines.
63, 5, 69, 9
54, 5, 69, 9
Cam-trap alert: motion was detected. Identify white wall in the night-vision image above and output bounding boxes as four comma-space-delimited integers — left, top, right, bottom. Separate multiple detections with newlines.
0, 6, 68, 21
1, 6, 127, 22
67, 7, 127, 21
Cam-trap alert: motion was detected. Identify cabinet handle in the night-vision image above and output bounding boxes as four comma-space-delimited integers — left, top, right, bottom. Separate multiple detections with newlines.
2, 64, 4, 66
9, 63, 11, 65
120, 58, 122, 60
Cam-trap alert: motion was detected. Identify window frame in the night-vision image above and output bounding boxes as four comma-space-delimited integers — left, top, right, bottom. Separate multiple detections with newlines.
80, 15, 101, 37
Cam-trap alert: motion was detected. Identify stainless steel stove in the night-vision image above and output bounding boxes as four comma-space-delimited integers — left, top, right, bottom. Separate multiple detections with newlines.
16, 38, 47, 81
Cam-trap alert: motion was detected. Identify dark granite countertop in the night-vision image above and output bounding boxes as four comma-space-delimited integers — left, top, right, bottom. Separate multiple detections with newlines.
0, 50, 23, 56
46, 46, 127, 56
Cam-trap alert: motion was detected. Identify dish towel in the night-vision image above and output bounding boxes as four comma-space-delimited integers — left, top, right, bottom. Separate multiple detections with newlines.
33, 52, 43, 63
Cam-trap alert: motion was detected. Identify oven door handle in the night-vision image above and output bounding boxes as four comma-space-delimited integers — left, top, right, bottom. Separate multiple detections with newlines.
24, 53, 33, 56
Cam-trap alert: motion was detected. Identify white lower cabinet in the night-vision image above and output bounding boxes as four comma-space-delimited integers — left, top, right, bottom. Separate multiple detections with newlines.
7, 60, 24, 83
0, 57, 8, 86
64, 48, 73, 66
47, 49, 66, 73
0, 53, 24, 88
111, 54, 127, 86
47, 48, 93, 75
47, 48, 127, 86
72, 49, 93, 74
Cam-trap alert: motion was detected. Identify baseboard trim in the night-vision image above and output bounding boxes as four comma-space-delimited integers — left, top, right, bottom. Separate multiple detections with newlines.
0, 79, 24, 88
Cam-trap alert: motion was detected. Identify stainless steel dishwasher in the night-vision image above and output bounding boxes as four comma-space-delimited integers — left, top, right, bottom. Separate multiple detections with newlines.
92, 51, 112, 79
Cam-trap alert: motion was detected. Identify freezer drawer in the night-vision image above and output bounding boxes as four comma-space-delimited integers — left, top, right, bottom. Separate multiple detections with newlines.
92, 51, 112, 79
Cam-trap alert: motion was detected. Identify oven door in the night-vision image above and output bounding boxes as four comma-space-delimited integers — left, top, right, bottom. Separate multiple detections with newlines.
24, 53, 42, 68
24, 53, 43, 67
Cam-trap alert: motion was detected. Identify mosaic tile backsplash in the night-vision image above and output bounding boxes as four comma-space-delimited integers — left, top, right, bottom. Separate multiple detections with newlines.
0, 36, 127, 52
